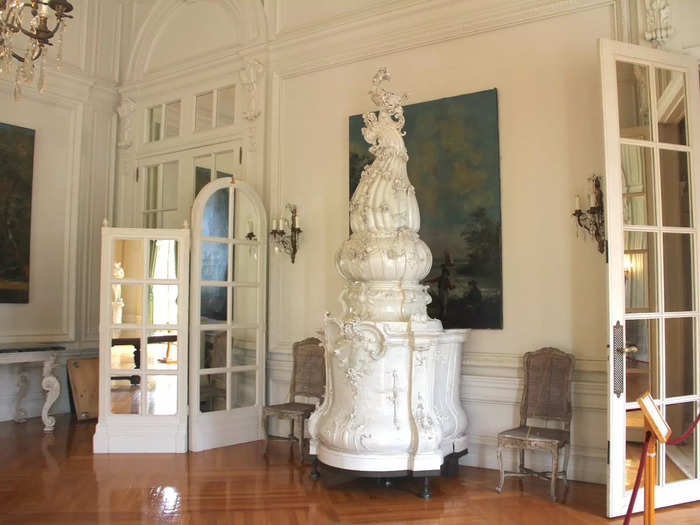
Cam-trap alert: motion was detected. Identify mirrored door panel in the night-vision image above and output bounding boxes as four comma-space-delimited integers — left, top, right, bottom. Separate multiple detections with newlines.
96, 228, 190, 453
189, 178, 267, 451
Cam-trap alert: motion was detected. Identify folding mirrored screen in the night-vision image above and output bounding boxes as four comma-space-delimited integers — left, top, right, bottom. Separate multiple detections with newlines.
113, 239, 144, 279
146, 376, 177, 416
230, 370, 256, 409
146, 330, 178, 371
200, 373, 226, 412
111, 377, 140, 414
146, 285, 179, 325
231, 327, 257, 366
200, 330, 226, 370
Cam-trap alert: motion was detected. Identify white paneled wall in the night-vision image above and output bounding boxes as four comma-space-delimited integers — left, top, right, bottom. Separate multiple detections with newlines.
0, 1, 121, 421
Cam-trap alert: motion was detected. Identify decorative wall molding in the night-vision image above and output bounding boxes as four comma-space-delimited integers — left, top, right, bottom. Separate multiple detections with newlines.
268, 0, 614, 78
0, 95, 81, 343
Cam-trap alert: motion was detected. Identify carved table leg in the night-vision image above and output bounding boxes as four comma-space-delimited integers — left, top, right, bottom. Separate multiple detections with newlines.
41, 355, 60, 432
14, 366, 29, 423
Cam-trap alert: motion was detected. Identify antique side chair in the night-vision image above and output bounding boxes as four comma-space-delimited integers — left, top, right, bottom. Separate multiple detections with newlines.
496, 347, 575, 502
262, 337, 325, 463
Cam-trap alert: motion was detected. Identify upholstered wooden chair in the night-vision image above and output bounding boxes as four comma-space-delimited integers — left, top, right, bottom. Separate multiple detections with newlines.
262, 337, 325, 463
496, 347, 575, 502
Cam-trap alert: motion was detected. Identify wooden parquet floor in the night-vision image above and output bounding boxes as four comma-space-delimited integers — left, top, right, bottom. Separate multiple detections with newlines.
1, 415, 699, 524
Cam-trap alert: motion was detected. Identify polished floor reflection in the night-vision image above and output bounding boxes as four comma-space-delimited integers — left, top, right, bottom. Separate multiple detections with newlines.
2, 416, 700, 524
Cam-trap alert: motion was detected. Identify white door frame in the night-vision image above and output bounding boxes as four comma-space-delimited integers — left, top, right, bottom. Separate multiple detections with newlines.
601, 38, 700, 517
188, 177, 267, 451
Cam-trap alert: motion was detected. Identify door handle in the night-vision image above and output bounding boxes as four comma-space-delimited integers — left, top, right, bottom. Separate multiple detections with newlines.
622, 345, 638, 354
613, 321, 624, 398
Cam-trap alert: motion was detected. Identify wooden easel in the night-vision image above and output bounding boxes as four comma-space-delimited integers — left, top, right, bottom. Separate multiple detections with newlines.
636, 392, 672, 525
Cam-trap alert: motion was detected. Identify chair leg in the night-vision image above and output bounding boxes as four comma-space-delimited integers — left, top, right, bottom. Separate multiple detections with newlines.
519, 449, 525, 473
289, 418, 295, 454
562, 443, 570, 486
297, 416, 304, 464
550, 446, 559, 502
262, 414, 269, 456
496, 445, 504, 493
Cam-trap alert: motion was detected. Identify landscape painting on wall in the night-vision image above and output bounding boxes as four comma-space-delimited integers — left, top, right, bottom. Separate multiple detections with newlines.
349, 89, 502, 329
0, 123, 35, 303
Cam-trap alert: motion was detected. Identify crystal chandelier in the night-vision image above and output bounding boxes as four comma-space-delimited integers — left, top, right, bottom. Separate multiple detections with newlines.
0, 0, 73, 99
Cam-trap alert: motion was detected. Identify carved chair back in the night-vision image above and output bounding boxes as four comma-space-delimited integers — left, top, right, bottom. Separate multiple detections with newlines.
289, 337, 325, 404
520, 347, 575, 431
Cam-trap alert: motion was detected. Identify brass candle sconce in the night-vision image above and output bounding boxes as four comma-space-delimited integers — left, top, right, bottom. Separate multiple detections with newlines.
270, 204, 302, 263
573, 175, 606, 254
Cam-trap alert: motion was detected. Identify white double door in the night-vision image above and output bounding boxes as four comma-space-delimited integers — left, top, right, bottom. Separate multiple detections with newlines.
601, 39, 700, 516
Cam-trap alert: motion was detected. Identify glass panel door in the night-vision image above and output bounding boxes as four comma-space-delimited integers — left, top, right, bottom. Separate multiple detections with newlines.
94, 228, 190, 453
601, 39, 700, 517
189, 177, 267, 452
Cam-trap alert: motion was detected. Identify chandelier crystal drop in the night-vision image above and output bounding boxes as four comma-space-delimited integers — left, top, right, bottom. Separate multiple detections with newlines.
0, 0, 74, 99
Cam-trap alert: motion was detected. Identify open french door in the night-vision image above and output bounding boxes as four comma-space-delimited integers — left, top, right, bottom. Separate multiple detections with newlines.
188, 177, 267, 451
601, 38, 700, 516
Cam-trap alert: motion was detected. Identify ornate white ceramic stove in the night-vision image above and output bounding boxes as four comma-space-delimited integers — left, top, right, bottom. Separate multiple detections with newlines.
308, 69, 469, 479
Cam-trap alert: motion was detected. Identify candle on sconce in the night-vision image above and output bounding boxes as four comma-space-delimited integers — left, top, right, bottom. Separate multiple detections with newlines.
272, 219, 279, 231
38, 2, 49, 17
247, 220, 254, 233
293, 213, 300, 229
575, 195, 581, 210
589, 193, 595, 208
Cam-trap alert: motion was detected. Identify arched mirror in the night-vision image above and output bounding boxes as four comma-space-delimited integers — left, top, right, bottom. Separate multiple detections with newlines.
189, 177, 267, 451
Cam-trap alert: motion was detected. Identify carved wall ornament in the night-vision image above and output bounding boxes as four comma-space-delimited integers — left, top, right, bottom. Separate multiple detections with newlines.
308, 69, 469, 475
239, 57, 264, 121
644, 0, 674, 48
116, 97, 136, 149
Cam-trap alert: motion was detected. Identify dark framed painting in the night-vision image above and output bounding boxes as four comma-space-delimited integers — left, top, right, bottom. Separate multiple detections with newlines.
0, 123, 35, 304
349, 89, 502, 329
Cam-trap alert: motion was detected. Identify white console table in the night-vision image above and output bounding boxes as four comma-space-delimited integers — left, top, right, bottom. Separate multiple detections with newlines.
0, 346, 63, 432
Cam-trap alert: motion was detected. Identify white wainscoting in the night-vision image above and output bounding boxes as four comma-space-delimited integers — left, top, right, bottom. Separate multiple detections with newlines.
266, 348, 607, 484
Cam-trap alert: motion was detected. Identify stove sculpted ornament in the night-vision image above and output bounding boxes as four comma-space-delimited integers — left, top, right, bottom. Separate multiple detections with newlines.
308, 69, 469, 477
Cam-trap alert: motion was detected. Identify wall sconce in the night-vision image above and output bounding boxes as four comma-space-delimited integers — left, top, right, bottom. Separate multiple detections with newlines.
573, 174, 606, 254
270, 204, 302, 263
